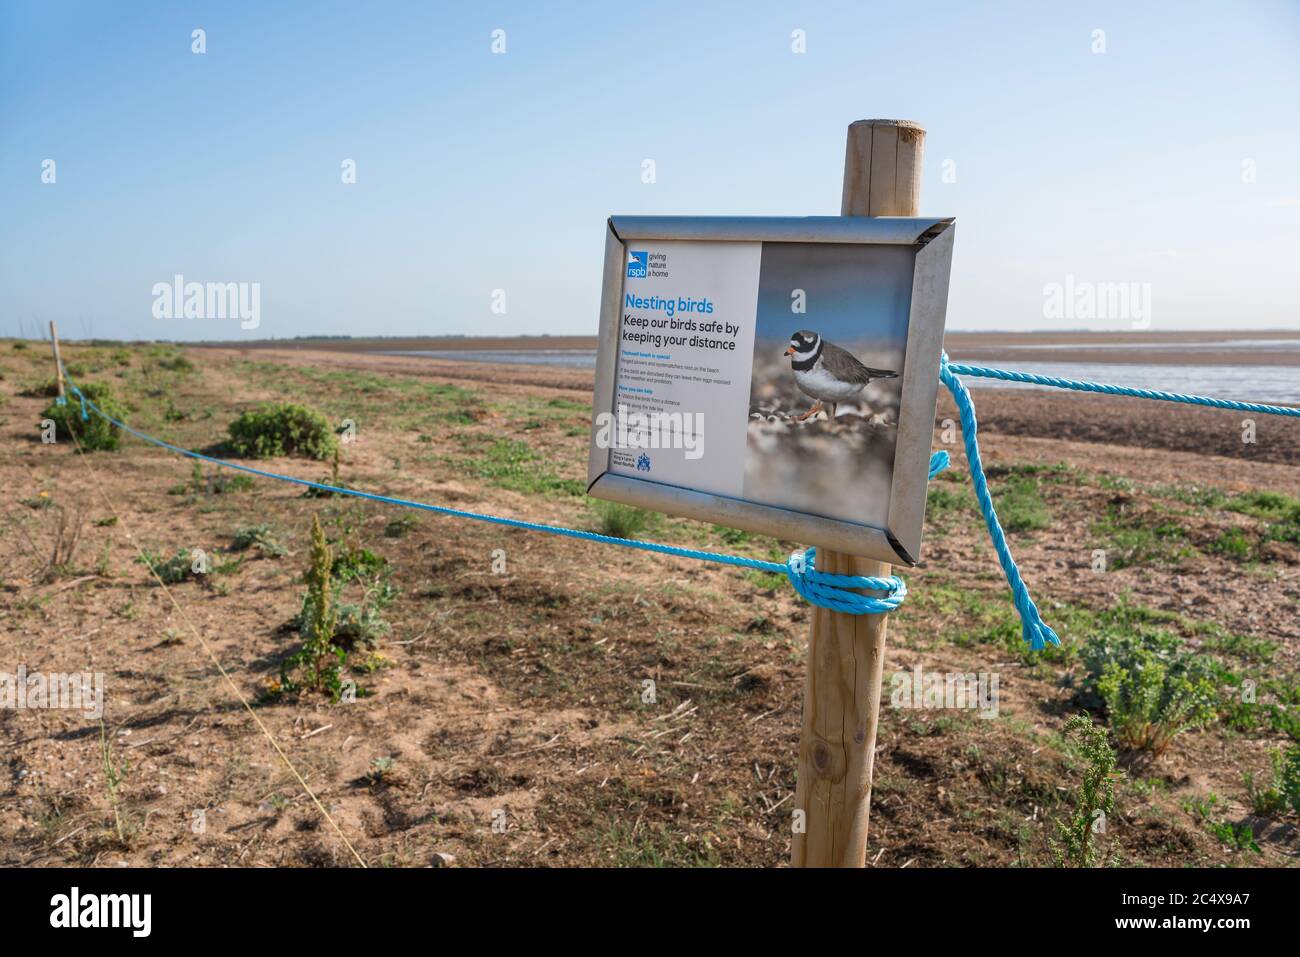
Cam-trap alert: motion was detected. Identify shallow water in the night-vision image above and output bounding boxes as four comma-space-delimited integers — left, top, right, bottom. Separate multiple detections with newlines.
956, 361, 1300, 404
981, 338, 1300, 354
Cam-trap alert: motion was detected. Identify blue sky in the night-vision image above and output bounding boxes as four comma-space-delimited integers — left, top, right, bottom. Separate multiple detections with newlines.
2, 0, 1297, 341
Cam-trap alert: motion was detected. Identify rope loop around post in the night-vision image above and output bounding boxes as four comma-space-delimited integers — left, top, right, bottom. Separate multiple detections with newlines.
784, 547, 907, 615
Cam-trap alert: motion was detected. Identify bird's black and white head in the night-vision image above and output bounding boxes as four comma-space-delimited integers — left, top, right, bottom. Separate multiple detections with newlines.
784, 330, 821, 363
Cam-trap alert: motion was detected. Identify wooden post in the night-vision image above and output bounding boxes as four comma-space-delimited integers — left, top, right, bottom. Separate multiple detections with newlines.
49, 320, 65, 399
791, 119, 925, 867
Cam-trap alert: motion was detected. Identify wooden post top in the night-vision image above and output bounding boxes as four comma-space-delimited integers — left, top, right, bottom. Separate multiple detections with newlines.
841, 119, 926, 218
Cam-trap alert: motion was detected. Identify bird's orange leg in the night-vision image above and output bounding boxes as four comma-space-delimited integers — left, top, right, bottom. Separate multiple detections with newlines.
795, 401, 823, 422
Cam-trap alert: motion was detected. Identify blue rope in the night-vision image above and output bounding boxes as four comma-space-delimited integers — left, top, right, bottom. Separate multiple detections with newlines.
938, 356, 1059, 649
60, 371, 918, 616
63, 357, 1296, 644
938, 353, 1298, 650
928, 449, 950, 480
944, 361, 1300, 419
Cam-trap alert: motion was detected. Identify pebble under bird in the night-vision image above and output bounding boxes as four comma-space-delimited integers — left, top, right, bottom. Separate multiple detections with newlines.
783, 330, 899, 421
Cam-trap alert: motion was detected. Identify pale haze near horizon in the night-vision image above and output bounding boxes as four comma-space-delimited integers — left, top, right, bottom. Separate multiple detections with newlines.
1, 1, 1297, 342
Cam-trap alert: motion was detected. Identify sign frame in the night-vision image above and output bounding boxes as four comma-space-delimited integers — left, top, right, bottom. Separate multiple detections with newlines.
586, 215, 956, 565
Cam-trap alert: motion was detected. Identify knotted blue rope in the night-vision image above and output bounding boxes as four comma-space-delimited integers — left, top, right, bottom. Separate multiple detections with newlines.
61, 372, 920, 616
784, 547, 906, 614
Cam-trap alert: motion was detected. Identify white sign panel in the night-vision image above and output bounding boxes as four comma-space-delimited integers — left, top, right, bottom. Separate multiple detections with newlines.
608, 240, 760, 497
588, 217, 955, 565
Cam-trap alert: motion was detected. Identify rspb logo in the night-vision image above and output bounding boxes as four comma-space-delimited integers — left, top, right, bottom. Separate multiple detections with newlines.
636, 453, 651, 472
627, 251, 648, 279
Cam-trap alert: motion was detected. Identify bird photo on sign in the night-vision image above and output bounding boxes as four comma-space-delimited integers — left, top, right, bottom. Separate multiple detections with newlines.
745, 242, 912, 529
783, 330, 898, 422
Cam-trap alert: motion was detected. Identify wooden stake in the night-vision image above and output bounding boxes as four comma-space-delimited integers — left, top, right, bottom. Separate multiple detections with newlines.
791, 119, 925, 868
49, 320, 65, 399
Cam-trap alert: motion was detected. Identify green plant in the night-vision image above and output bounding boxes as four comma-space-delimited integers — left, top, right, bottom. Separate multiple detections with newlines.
331, 542, 396, 650
1208, 527, 1252, 560
365, 756, 396, 786
383, 514, 419, 538
207, 472, 255, 495
1242, 747, 1296, 816
41, 382, 126, 451
332, 544, 386, 582
1183, 792, 1219, 822
1226, 490, 1300, 545
279, 515, 344, 698
1205, 818, 1260, 853
1282, 744, 1300, 812
710, 523, 750, 546
1052, 714, 1118, 867
1081, 631, 1218, 755
137, 548, 194, 584
227, 403, 338, 460
1091, 502, 1194, 569
460, 437, 583, 497
334, 600, 392, 649
231, 523, 286, 556
925, 484, 972, 524
156, 354, 195, 373
20, 377, 61, 398
990, 474, 1051, 532
591, 500, 655, 539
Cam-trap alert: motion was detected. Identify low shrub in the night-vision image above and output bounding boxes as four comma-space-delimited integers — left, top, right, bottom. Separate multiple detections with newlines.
1080, 631, 1218, 755
41, 382, 126, 452
136, 549, 195, 584
227, 403, 337, 460
156, 354, 195, 373
20, 378, 61, 398
335, 601, 392, 649
231, 523, 286, 557
1243, 745, 1300, 817
383, 515, 419, 538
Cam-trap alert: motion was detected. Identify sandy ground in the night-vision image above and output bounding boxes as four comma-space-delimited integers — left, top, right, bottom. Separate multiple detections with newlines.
1, 341, 1297, 868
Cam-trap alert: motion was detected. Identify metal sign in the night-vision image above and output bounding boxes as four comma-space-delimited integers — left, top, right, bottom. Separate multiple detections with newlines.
587, 215, 955, 565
